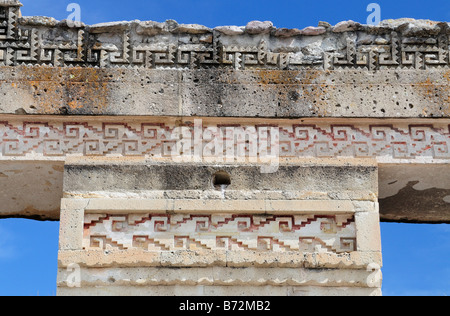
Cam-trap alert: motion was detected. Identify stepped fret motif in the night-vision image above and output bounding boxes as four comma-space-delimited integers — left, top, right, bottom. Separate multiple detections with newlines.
0, 1, 449, 70
0, 120, 448, 159
83, 214, 356, 253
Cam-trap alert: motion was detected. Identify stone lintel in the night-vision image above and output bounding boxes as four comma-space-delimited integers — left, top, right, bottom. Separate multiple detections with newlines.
0, 116, 448, 223
1, 8, 450, 118
63, 158, 378, 201
1, 67, 450, 118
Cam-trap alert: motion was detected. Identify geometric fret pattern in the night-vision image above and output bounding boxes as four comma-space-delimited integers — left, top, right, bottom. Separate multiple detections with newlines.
83, 214, 356, 254
1, 120, 449, 160
1, 2, 450, 71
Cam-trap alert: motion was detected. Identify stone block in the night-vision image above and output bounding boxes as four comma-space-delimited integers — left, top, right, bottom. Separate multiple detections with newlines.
355, 212, 382, 252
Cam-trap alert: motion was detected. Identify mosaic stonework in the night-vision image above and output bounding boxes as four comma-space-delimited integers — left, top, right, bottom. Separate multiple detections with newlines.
83, 213, 356, 254
1, 119, 448, 160
1, 1, 450, 71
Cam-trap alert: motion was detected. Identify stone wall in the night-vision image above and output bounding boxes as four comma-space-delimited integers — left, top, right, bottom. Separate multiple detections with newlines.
57, 158, 382, 296
1, 1, 450, 118
0, 0, 449, 296
0, 116, 448, 223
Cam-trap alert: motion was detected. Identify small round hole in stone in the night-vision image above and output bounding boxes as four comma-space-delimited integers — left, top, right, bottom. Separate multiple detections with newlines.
212, 171, 231, 190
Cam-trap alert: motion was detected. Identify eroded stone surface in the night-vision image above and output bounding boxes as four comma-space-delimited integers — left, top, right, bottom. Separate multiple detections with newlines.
63, 160, 378, 199
379, 164, 450, 223
57, 157, 382, 296
1, 2, 450, 117
1, 67, 450, 118
0, 0, 447, 297
0, 161, 63, 220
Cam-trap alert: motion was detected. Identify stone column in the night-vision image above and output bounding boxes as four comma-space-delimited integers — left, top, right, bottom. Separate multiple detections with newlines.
57, 157, 382, 296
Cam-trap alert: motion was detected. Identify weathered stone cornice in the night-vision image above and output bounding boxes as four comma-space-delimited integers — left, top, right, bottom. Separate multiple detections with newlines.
1, 1, 450, 71
0, 0, 22, 7
1, 2, 450, 118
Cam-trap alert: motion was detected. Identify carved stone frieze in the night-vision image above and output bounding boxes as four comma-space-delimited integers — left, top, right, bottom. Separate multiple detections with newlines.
1, 1, 450, 71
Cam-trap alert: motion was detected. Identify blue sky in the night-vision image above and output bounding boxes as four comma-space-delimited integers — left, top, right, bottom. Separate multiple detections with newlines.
1, 220, 449, 296
19, 0, 450, 28
0, 0, 449, 296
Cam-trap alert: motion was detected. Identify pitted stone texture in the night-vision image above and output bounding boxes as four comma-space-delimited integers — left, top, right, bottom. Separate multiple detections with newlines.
63, 160, 378, 201
1, 67, 450, 118
3, 1, 450, 118
1, 0, 450, 118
